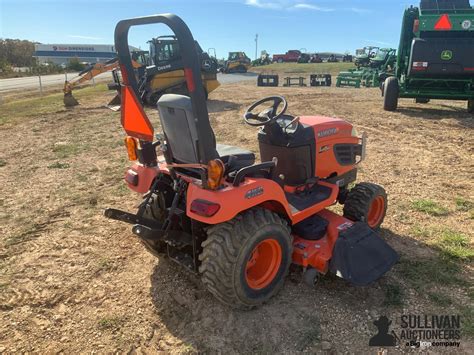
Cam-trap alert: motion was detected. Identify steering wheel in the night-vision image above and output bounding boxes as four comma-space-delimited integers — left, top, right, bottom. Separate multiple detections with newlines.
244, 96, 288, 126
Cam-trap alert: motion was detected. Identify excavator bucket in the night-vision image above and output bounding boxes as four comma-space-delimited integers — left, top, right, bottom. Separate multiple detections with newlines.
107, 93, 122, 111
63, 81, 79, 107
63, 93, 79, 107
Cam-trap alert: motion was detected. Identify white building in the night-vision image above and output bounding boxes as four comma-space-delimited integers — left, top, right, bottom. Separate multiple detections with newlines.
34, 44, 117, 65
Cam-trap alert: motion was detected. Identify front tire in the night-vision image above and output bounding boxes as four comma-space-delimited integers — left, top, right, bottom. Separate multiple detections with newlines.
199, 208, 292, 309
383, 77, 399, 111
343, 183, 388, 230
468, 99, 474, 113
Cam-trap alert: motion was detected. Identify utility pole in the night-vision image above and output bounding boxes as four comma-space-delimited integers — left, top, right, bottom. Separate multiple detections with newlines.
255, 34, 258, 60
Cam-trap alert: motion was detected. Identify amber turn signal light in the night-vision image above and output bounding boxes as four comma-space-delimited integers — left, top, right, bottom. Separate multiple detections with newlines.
207, 159, 225, 190
124, 136, 138, 161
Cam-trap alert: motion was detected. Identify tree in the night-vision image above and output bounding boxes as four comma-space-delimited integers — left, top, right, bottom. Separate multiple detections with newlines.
0, 38, 36, 67
67, 57, 86, 71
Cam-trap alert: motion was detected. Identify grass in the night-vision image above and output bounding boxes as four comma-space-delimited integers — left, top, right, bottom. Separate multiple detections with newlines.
97, 258, 117, 272
437, 230, 473, 261
98, 316, 124, 330
460, 305, 474, 337
0, 159, 6, 167
397, 256, 467, 289
410, 226, 473, 261
250, 62, 354, 75
47, 161, 70, 169
427, 292, 453, 306
0, 84, 108, 126
5, 223, 45, 247
411, 199, 449, 216
52, 143, 81, 159
455, 197, 473, 212
295, 314, 321, 351
383, 283, 404, 307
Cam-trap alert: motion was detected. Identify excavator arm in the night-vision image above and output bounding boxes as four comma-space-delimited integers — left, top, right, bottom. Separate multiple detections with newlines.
63, 58, 143, 107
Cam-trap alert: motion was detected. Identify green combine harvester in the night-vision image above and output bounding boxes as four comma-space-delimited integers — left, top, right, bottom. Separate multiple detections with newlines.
336, 48, 397, 88
383, 0, 474, 112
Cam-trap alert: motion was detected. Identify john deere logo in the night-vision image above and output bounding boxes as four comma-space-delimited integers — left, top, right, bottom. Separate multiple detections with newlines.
462, 20, 472, 30
441, 50, 453, 60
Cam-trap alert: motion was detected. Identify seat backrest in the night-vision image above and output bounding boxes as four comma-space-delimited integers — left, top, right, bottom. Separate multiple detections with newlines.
157, 94, 217, 163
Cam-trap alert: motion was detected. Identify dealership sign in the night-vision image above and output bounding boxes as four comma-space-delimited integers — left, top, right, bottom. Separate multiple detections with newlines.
53, 46, 96, 51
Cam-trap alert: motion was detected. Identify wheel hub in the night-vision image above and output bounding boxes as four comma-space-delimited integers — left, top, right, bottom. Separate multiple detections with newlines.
245, 239, 282, 290
367, 196, 385, 228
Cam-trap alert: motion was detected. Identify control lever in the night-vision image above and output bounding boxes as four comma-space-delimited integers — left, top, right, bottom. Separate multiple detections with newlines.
284, 116, 300, 133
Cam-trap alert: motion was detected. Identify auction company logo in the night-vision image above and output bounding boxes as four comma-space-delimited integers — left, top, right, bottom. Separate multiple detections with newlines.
369, 314, 462, 349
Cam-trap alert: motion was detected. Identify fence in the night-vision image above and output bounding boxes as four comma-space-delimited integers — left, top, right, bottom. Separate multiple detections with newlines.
0, 71, 111, 101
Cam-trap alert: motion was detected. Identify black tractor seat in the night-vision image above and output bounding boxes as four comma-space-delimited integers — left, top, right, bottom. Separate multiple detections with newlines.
157, 94, 256, 173
216, 144, 255, 171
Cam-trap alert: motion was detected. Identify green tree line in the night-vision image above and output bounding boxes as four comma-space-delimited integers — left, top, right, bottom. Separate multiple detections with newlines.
0, 38, 87, 77
0, 38, 36, 69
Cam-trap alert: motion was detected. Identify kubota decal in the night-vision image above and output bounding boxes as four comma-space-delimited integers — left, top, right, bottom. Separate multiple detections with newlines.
318, 128, 338, 138
319, 145, 330, 153
245, 186, 264, 199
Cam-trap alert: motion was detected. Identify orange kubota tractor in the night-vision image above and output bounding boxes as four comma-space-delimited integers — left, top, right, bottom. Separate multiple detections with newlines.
105, 14, 399, 309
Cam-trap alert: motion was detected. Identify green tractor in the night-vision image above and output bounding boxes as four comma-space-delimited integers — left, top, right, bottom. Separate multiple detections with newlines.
252, 50, 272, 66
354, 46, 380, 68
383, 0, 474, 112
336, 48, 397, 88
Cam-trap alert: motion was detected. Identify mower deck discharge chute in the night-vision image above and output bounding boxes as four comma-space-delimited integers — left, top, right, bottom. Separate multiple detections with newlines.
105, 13, 398, 309
383, 0, 474, 112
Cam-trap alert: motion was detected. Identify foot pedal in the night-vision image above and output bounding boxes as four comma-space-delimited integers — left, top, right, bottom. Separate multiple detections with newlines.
329, 222, 399, 286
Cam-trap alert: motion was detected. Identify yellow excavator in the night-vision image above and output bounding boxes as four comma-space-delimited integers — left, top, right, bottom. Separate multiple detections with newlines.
64, 36, 220, 107
108, 36, 220, 107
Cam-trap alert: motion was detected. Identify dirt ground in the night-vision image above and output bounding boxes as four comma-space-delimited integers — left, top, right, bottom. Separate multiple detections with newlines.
0, 81, 473, 354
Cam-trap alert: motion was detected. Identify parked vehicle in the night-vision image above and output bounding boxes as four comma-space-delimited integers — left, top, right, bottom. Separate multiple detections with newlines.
297, 53, 323, 63
272, 50, 302, 63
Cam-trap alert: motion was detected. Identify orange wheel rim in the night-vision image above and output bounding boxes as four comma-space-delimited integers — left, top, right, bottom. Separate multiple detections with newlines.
367, 196, 385, 228
245, 239, 282, 290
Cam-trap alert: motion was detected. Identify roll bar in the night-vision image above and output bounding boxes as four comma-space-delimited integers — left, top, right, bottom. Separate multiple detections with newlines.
114, 14, 217, 164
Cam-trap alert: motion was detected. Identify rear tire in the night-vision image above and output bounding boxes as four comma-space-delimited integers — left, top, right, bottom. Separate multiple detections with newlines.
140, 189, 174, 256
383, 77, 399, 111
343, 183, 388, 230
468, 99, 474, 113
199, 208, 292, 309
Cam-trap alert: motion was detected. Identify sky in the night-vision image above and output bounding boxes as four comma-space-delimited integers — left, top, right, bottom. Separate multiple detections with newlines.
0, 0, 415, 59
